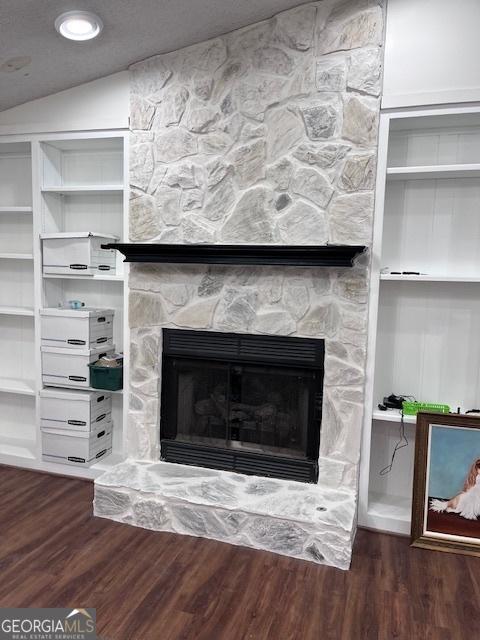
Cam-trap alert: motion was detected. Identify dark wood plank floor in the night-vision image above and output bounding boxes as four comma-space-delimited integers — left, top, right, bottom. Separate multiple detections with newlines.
0, 465, 478, 640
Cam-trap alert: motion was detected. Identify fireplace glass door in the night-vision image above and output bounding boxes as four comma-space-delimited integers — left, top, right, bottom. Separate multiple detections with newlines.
173, 359, 312, 459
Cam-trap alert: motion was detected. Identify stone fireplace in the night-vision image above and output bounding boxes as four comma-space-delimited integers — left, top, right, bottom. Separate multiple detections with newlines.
94, 0, 384, 570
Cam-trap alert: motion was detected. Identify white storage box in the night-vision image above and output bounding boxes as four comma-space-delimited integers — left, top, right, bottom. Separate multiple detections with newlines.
41, 232, 118, 276
41, 307, 114, 349
41, 344, 115, 388
41, 421, 112, 467
40, 388, 112, 432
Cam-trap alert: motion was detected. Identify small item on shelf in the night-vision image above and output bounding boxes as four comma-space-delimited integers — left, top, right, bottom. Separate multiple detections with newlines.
89, 353, 123, 391
382, 394, 406, 410
40, 231, 118, 276
94, 353, 123, 368
382, 270, 427, 276
67, 300, 85, 310
402, 401, 450, 416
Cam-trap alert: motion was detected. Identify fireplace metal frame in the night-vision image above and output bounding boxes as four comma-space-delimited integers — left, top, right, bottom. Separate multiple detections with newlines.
160, 329, 324, 483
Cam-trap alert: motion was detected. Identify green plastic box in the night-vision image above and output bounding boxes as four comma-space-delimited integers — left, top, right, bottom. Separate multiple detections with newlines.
402, 401, 450, 416
88, 363, 123, 391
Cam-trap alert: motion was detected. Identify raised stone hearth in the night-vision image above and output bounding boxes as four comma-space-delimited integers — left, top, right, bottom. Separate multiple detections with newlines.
94, 0, 385, 570
94, 460, 356, 569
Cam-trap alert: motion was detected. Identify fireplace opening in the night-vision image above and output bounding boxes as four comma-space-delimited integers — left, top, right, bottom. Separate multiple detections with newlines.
160, 329, 324, 482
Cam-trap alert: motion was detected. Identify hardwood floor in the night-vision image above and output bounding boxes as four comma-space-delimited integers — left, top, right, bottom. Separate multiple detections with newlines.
0, 465, 478, 640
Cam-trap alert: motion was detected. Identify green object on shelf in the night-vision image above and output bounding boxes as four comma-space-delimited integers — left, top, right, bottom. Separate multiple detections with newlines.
88, 362, 123, 391
402, 401, 450, 416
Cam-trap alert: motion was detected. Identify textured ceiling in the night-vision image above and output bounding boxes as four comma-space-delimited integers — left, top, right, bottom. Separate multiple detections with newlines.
0, 0, 309, 111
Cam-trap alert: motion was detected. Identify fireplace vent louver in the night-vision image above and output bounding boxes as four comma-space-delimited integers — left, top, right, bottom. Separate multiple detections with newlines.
164, 330, 324, 368
165, 330, 240, 360
161, 441, 317, 483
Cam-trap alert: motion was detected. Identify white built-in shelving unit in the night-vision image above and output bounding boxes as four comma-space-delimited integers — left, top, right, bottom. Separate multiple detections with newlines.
359, 106, 480, 535
0, 141, 36, 464
0, 131, 129, 479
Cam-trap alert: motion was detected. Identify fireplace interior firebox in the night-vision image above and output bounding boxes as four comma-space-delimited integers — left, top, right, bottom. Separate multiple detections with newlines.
160, 329, 324, 482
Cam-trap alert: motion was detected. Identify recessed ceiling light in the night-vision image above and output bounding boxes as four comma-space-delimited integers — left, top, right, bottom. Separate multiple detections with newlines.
55, 10, 103, 41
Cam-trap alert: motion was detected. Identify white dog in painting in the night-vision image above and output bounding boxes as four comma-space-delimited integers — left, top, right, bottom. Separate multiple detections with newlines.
430, 458, 480, 520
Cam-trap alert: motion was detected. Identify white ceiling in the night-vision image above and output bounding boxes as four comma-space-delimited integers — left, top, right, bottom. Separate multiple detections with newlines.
0, 0, 309, 112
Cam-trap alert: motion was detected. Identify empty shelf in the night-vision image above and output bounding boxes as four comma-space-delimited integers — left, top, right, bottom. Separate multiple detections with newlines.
363, 493, 412, 535
0, 253, 34, 260
0, 436, 36, 461
41, 185, 123, 195
0, 377, 36, 396
0, 306, 34, 317
387, 163, 480, 180
381, 274, 480, 283
42, 273, 124, 282
0, 206, 33, 214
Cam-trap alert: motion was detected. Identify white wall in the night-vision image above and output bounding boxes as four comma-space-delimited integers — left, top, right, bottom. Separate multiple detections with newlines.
383, 0, 480, 109
2, 0, 479, 126
0, 72, 129, 135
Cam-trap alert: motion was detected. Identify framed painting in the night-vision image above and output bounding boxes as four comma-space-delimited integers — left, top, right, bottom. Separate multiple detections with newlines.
411, 412, 480, 556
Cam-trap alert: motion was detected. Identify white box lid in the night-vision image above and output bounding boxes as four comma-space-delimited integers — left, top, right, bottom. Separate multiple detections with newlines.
41, 344, 115, 356
40, 232, 119, 240
41, 423, 112, 438
40, 388, 111, 402
40, 307, 114, 318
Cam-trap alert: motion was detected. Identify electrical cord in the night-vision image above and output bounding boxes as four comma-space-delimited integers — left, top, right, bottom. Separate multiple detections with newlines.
379, 409, 409, 476
378, 394, 415, 476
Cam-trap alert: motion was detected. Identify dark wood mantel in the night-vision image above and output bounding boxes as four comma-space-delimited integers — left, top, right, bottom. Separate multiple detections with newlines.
102, 243, 366, 267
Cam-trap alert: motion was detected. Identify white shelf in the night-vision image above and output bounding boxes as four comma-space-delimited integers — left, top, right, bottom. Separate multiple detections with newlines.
0, 377, 36, 396
41, 185, 123, 195
367, 492, 411, 535
0, 131, 127, 483
0, 436, 36, 461
0, 306, 34, 317
372, 409, 416, 424
0, 152, 30, 159
0, 206, 32, 214
42, 272, 124, 282
0, 252, 34, 260
386, 163, 480, 180
381, 274, 480, 283
360, 108, 480, 538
